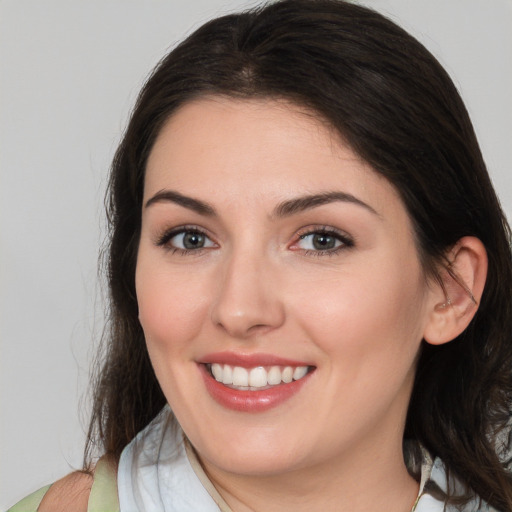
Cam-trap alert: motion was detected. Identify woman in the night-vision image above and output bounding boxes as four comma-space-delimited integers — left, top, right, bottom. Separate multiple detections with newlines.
8, 0, 512, 510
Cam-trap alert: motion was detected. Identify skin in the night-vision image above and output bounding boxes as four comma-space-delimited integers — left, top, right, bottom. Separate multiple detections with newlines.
38, 472, 92, 512
134, 97, 466, 512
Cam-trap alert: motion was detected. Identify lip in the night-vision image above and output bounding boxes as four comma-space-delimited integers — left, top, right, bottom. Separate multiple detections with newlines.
198, 351, 312, 368
198, 352, 314, 413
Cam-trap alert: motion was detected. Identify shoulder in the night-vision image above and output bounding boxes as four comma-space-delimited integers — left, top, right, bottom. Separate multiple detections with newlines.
38, 471, 93, 512
8, 457, 119, 512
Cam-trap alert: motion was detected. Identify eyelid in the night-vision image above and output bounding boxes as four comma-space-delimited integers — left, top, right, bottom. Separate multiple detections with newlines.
289, 225, 354, 253
155, 225, 217, 252
153, 224, 353, 256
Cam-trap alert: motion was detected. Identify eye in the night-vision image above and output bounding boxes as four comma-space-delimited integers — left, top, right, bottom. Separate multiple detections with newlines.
172, 230, 213, 250
291, 227, 354, 255
299, 232, 341, 251
157, 227, 216, 253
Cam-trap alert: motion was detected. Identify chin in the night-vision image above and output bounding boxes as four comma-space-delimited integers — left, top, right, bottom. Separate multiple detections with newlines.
203, 446, 306, 477
185, 419, 315, 476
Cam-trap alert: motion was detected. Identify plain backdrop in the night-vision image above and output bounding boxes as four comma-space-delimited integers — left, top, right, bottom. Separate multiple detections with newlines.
1, 0, 511, 508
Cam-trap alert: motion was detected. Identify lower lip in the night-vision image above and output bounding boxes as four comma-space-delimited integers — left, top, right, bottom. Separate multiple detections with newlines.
199, 364, 312, 413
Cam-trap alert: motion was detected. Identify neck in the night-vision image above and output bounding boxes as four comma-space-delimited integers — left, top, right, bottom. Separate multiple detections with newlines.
200, 436, 419, 512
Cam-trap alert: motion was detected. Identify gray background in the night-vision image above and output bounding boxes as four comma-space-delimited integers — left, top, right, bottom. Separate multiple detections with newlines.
1, 0, 511, 508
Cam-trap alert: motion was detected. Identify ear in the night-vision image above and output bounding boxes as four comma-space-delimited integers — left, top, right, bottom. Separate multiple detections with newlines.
423, 236, 488, 346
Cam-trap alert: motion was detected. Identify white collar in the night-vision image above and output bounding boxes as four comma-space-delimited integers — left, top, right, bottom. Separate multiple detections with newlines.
118, 406, 226, 512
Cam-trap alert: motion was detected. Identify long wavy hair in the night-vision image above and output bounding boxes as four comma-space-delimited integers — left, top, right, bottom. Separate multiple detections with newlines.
85, 0, 512, 508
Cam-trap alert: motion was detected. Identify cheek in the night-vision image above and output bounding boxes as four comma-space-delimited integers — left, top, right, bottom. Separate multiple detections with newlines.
289, 260, 426, 366
135, 260, 210, 354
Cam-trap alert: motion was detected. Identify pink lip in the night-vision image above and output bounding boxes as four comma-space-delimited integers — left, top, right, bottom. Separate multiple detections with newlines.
199, 351, 311, 368
197, 352, 314, 413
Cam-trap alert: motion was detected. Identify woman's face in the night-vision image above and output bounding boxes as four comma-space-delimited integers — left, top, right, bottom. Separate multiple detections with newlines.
136, 97, 437, 476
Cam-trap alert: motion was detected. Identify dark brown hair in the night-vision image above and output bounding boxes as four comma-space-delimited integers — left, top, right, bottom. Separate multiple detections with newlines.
86, 0, 512, 508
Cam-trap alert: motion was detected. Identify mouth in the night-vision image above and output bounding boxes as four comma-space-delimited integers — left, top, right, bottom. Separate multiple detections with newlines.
198, 354, 316, 412
205, 363, 313, 391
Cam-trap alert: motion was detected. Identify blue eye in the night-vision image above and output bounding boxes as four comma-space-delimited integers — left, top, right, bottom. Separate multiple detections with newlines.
299, 232, 341, 251
295, 229, 353, 254
158, 228, 216, 252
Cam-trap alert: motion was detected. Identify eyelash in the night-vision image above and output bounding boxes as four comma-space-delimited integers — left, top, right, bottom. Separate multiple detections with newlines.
156, 225, 215, 256
292, 226, 354, 257
155, 225, 354, 257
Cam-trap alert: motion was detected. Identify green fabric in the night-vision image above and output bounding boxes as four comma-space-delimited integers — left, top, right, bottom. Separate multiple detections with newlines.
6, 457, 119, 512
88, 457, 119, 512
6, 485, 51, 512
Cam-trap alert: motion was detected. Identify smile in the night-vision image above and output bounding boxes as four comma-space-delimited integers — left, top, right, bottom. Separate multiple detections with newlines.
199, 355, 315, 412
208, 363, 311, 390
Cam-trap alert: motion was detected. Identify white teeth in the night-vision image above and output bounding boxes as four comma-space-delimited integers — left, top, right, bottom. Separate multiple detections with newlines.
223, 364, 233, 384
232, 366, 249, 386
293, 366, 308, 380
282, 366, 293, 383
249, 367, 267, 387
209, 363, 310, 389
267, 366, 282, 385
211, 363, 223, 381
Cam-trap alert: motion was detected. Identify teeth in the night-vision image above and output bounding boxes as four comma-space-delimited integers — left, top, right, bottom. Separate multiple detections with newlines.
232, 367, 249, 386
282, 366, 293, 383
209, 364, 310, 389
249, 367, 267, 387
211, 363, 223, 381
293, 366, 308, 380
267, 366, 282, 385
223, 364, 233, 384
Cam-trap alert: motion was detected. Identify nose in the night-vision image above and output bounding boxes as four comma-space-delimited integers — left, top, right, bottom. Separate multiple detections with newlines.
210, 248, 285, 339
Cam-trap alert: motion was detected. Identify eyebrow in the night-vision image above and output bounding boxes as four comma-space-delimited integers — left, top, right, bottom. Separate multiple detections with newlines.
144, 189, 378, 217
145, 189, 216, 215
272, 191, 379, 218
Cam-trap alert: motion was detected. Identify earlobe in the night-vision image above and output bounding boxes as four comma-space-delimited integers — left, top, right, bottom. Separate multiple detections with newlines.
423, 236, 488, 346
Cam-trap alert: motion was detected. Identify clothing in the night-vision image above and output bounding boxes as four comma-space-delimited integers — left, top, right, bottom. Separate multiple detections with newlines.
6, 456, 119, 512
8, 406, 497, 512
117, 406, 231, 512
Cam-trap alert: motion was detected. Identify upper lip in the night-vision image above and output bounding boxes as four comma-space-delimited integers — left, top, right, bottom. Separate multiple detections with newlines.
198, 351, 313, 368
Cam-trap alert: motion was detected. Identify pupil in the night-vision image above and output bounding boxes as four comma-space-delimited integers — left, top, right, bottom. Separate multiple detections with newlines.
183, 232, 204, 249
313, 233, 335, 250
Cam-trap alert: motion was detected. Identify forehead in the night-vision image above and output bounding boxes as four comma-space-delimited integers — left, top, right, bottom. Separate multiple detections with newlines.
144, 96, 402, 214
